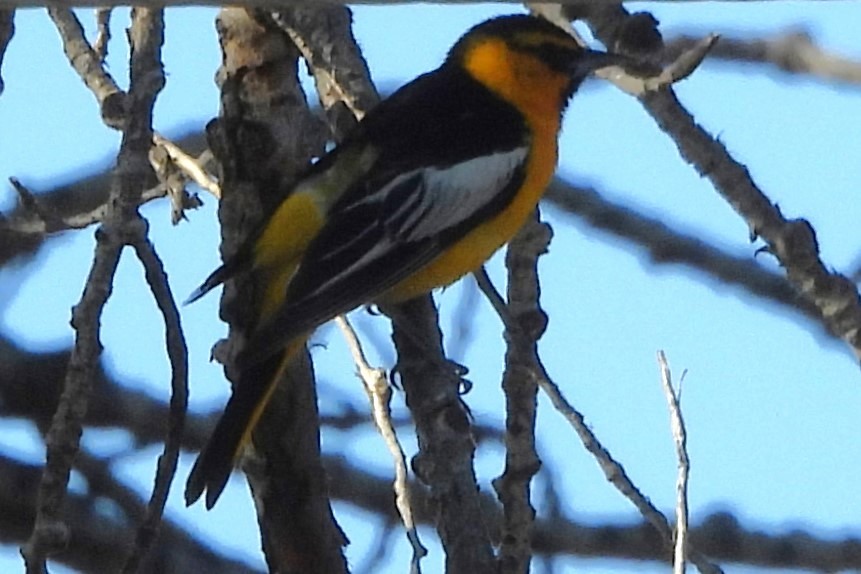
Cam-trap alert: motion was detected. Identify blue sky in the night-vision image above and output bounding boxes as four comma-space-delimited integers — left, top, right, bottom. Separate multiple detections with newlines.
1, 3, 860, 573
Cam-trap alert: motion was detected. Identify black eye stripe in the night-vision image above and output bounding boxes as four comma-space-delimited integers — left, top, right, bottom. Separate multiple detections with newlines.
519, 41, 579, 71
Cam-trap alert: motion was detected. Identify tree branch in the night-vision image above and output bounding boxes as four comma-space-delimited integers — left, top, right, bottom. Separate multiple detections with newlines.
21, 5, 166, 572
492, 211, 551, 574
541, 178, 831, 338
208, 7, 346, 573
2, 453, 262, 574
581, 5, 861, 363
47, 6, 126, 129
0, 0, 850, 7
4, 338, 859, 571
657, 352, 689, 574
665, 29, 861, 87
124, 234, 188, 573
0, 8, 13, 95
336, 315, 428, 571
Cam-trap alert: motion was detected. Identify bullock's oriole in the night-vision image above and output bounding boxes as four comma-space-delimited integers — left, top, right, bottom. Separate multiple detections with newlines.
186, 14, 626, 509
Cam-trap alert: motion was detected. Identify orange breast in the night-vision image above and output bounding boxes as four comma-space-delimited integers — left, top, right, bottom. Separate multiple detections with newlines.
383, 38, 565, 302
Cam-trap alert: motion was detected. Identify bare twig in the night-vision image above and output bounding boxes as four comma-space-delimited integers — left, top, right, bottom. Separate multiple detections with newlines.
583, 6, 861, 363
4, 181, 169, 233
599, 33, 718, 95
644, 91, 861, 356
22, 6, 166, 572
93, 7, 111, 61
336, 315, 427, 573
0, 8, 13, 95
267, 6, 379, 137
493, 212, 551, 574
148, 135, 210, 224
8, 178, 64, 230
123, 233, 187, 573
542, 178, 829, 337
2, 0, 857, 7
380, 296, 496, 574
148, 144, 193, 225
7, 138, 206, 235
532, 362, 722, 574
473, 266, 515, 327
531, 5, 714, 94
153, 133, 221, 198
47, 6, 126, 128
20, 235, 124, 574
665, 29, 861, 87
117, 9, 178, 572
658, 351, 689, 574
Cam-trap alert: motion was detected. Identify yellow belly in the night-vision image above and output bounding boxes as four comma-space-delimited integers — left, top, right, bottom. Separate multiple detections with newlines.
254, 192, 324, 319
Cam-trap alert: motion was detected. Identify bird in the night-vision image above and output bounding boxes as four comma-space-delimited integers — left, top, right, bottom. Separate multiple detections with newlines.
185, 13, 627, 509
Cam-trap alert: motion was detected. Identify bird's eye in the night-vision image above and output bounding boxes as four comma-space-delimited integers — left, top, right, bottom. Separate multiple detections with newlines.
530, 41, 578, 72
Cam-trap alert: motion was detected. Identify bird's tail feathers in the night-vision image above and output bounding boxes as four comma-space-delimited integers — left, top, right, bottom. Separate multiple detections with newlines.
185, 349, 293, 509
184, 249, 252, 306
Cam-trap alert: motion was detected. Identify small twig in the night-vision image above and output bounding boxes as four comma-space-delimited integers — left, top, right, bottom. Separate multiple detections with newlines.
658, 351, 689, 574
9, 177, 64, 230
473, 266, 515, 329
148, 136, 210, 225
23, 6, 166, 573
267, 7, 379, 137
148, 144, 191, 225
599, 34, 719, 95
4, 181, 169, 234
117, 9, 169, 572
123, 233, 188, 574
585, 6, 861, 364
7, 140, 205, 235
542, 179, 829, 337
0, 8, 13, 95
477, 271, 721, 573
20, 229, 124, 574
153, 133, 221, 199
47, 6, 126, 129
93, 8, 111, 62
532, 364, 721, 574
493, 212, 550, 573
335, 315, 427, 573
665, 29, 861, 87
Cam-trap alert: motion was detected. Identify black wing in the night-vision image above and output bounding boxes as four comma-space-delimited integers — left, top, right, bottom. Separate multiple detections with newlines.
239, 66, 530, 366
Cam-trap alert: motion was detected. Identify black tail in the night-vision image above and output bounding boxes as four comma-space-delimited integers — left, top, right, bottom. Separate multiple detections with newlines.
185, 351, 292, 509
184, 245, 252, 306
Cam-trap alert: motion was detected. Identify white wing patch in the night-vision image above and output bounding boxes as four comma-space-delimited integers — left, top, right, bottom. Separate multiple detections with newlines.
302, 146, 529, 296
388, 147, 529, 241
